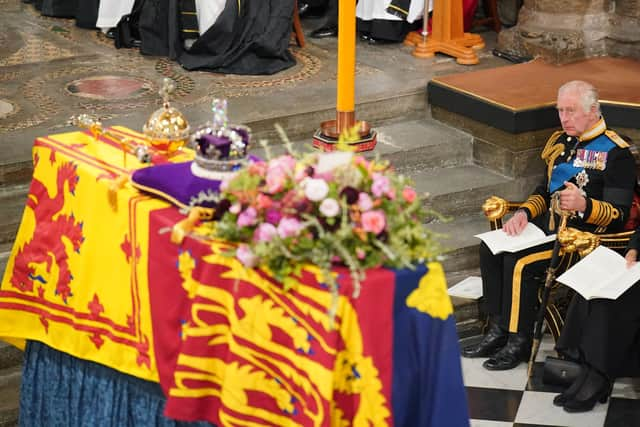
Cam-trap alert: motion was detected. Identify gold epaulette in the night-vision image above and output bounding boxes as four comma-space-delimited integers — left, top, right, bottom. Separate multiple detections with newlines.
605, 130, 630, 148
541, 130, 564, 164
541, 130, 565, 185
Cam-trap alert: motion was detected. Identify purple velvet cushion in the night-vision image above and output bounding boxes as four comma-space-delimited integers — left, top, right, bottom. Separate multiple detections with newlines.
130, 161, 221, 209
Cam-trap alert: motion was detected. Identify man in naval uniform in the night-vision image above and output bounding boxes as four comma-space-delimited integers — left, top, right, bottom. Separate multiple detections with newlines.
462, 80, 637, 371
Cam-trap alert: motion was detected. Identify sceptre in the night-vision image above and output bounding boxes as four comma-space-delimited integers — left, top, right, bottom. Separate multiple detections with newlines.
527, 194, 571, 378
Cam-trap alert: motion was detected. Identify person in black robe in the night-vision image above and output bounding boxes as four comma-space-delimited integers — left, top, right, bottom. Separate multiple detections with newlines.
554, 230, 640, 413
309, 0, 338, 38
23, 0, 100, 29
122, 0, 295, 75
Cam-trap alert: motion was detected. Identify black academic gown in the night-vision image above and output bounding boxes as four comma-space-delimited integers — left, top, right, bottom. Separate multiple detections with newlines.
23, 0, 99, 28
556, 229, 640, 379
137, 0, 295, 75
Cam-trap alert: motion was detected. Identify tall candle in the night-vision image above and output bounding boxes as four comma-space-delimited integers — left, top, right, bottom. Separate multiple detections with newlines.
336, 0, 356, 113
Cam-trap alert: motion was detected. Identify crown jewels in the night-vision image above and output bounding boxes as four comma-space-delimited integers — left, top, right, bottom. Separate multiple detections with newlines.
143, 78, 190, 155
188, 99, 251, 179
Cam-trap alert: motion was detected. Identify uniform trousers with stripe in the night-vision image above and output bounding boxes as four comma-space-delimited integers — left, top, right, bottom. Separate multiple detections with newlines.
479, 241, 554, 335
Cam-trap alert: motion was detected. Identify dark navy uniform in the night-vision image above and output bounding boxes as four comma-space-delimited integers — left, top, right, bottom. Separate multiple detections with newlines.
556, 228, 640, 379
481, 119, 637, 336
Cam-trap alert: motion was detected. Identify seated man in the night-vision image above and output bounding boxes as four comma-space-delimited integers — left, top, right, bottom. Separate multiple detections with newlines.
552, 227, 640, 413
463, 80, 637, 370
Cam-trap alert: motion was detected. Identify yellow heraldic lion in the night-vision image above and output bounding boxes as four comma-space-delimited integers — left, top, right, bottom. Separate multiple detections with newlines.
174, 250, 391, 426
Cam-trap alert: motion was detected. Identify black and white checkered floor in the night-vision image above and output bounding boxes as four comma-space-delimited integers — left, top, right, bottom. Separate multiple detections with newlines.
461, 334, 640, 427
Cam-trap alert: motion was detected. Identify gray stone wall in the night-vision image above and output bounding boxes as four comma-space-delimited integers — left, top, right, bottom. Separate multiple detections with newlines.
497, 0, 640, 62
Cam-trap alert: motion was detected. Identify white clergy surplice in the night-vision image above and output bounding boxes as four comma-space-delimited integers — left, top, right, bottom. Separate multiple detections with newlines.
97, 0, 135, 29
356, 0, 433, 24
195, 0, 226, 34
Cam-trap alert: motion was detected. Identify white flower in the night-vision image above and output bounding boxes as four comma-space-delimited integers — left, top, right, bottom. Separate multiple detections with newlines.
319, 198, 340, 217
304, 178, 329, 201
229, 203, 242, 214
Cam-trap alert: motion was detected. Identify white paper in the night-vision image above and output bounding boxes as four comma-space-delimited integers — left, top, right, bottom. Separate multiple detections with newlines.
474, 223, 556, 255
556, 245, 640, 300
448, 276, 483, 299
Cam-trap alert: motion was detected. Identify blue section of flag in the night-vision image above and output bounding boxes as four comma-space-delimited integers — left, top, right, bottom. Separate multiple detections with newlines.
392, 266, 470, 427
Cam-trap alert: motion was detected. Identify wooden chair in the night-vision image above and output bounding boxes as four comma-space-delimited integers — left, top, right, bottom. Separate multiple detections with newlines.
292, 0, 306, 47
482, 196, 635, 342
473, 0, 501, 33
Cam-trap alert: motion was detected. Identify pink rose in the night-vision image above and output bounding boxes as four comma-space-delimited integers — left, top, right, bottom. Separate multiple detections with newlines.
270, 155, 296, 173
371, 173, 391, 198
402, 187, 417, 203
266, 167, 287, 193
277, 217, 303, 238
356, 248, 366, 260
354, 156, 370, 169
319, 198, 340, 217
358, 192, 373, 211
236, 244, 258, 268
256, 193, 274, 210
237, 207, 257, 227
253, 223, 277, 242
361, 210, 386, 235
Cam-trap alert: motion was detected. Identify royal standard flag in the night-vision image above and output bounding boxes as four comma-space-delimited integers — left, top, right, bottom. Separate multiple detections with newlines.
148, 207, 469, 426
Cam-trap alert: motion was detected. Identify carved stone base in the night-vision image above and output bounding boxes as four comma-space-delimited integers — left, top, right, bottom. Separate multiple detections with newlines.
496, 0, 640, 63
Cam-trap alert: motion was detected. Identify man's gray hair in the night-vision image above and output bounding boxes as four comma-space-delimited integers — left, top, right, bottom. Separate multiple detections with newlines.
558, 80, 601, 115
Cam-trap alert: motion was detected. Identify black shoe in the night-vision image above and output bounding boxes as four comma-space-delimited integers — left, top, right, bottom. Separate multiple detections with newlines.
105, 27, 116, 39
310, 25, 337, 38
553, 364, 587, 407
482, 333, 531, 371
462, 322, 508, 358
359, 32, 372, 42
563, 367, 611, 413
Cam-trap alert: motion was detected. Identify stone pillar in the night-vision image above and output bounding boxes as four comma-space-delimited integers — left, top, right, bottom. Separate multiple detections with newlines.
497, 0, 640, 63
608, 0, 640, 58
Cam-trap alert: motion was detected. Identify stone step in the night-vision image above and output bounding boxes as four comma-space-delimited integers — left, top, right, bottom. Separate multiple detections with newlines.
427, 213, 489, 274
455, 317, 485, 340
447, 269, 485, 340
0, 184, 28, 247
0, 365, 21, 427
0, 341, 22, 372
251, 116, 474, 171
409, 164, 515, 218
365, 118, 473, 170
0, 243, 11, 283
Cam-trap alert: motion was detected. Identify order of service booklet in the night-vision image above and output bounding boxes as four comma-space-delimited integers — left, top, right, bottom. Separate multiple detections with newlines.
555, 245, 640, 300
474, 223, 557, 255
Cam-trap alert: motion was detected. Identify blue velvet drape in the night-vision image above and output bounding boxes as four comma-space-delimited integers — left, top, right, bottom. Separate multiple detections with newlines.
19, 341, 215, 427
